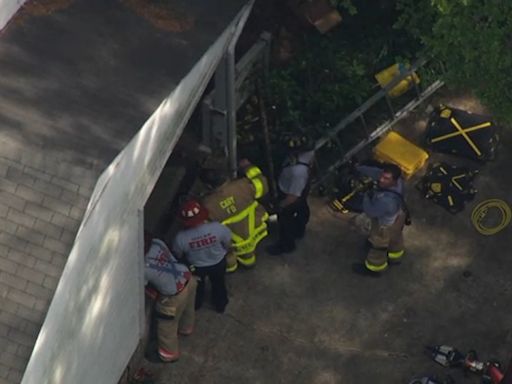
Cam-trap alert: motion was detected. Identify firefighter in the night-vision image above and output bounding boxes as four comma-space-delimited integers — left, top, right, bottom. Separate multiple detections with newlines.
144, 236, 197, 363
266, 134, 314, 255
172, 199, 232, 313
357, 163, 407, 273
201, 159, 269, 273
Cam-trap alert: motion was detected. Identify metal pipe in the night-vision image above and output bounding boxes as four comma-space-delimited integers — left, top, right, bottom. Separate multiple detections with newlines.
226, 46, 237, 178
227, 0, 255, 178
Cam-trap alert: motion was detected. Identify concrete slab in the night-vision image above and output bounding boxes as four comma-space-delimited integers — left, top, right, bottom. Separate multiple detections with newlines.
143, 93, 512, 383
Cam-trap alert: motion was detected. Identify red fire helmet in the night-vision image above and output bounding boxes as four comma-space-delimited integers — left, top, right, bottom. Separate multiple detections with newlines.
179, 199, 209, 228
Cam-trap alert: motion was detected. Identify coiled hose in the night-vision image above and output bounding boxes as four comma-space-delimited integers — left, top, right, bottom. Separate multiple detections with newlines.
471, 199, 511, 235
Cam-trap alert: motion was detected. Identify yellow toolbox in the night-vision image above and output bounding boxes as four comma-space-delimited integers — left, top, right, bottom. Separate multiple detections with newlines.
373, 131, 429, 179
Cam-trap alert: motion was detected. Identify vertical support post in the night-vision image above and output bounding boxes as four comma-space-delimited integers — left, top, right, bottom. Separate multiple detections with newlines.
227, 0, 255, 177
261, 31, 272, 80
226, 46, 237, 178
201, 96, 213, 148
256, 80, 278, 199
211, 58, 229, 153
137, 209, 145, 339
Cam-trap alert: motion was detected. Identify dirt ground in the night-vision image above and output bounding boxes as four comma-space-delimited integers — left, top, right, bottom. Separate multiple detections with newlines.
140, 91, 512, 384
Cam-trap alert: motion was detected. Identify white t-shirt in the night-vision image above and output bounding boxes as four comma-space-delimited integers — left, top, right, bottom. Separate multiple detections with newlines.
278, 150, 314, 197
172, 222, 232, 267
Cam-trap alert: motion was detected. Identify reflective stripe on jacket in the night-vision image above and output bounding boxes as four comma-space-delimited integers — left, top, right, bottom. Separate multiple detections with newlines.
203, 167, 269, 255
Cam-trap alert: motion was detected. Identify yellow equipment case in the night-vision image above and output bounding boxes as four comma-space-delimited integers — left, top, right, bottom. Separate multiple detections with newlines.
374, 63, 420, 98
373, 131, 429, 179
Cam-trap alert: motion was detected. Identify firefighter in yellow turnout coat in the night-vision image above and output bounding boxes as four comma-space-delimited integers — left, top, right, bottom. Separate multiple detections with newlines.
201, 161, 269, 273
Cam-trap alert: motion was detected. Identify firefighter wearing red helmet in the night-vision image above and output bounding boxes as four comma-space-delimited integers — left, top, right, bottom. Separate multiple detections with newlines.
172, 199, 232, 313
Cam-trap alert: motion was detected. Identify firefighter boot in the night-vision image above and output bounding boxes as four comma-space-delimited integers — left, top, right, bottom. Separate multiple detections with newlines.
237, 252, 256, 268
225, 251, 238, 273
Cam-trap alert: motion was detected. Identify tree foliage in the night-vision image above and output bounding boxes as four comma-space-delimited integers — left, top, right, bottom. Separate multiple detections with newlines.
330, 0, 358, 16
268, 1, 413, 137
396, 0, 512, 121
268, 35, 372, 135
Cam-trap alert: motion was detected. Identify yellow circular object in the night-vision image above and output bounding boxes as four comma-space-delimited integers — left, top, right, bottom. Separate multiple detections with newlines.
440, 108, 452, 118
431, 182, 442, 193
471, 199, 511, 235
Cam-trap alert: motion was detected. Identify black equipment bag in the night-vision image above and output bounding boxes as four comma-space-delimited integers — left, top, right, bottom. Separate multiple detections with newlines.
417, 162, 478, 214
426, 105, 499, 161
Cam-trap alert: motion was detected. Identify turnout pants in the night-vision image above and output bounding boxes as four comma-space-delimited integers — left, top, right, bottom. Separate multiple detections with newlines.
156, 277, 197, 355
365, 211, 406, 272
226, 251, 256, 273
194, 258, 229, 312
278, 199, 310, 251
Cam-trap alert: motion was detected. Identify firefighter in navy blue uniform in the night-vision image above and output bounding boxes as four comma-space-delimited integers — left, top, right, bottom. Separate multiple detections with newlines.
266, 134, 314, 255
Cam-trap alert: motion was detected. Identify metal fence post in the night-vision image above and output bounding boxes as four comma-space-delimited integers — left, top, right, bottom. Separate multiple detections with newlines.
201, 96, 213, 148
211, 56, 229, 152
226, 46, 238, 177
